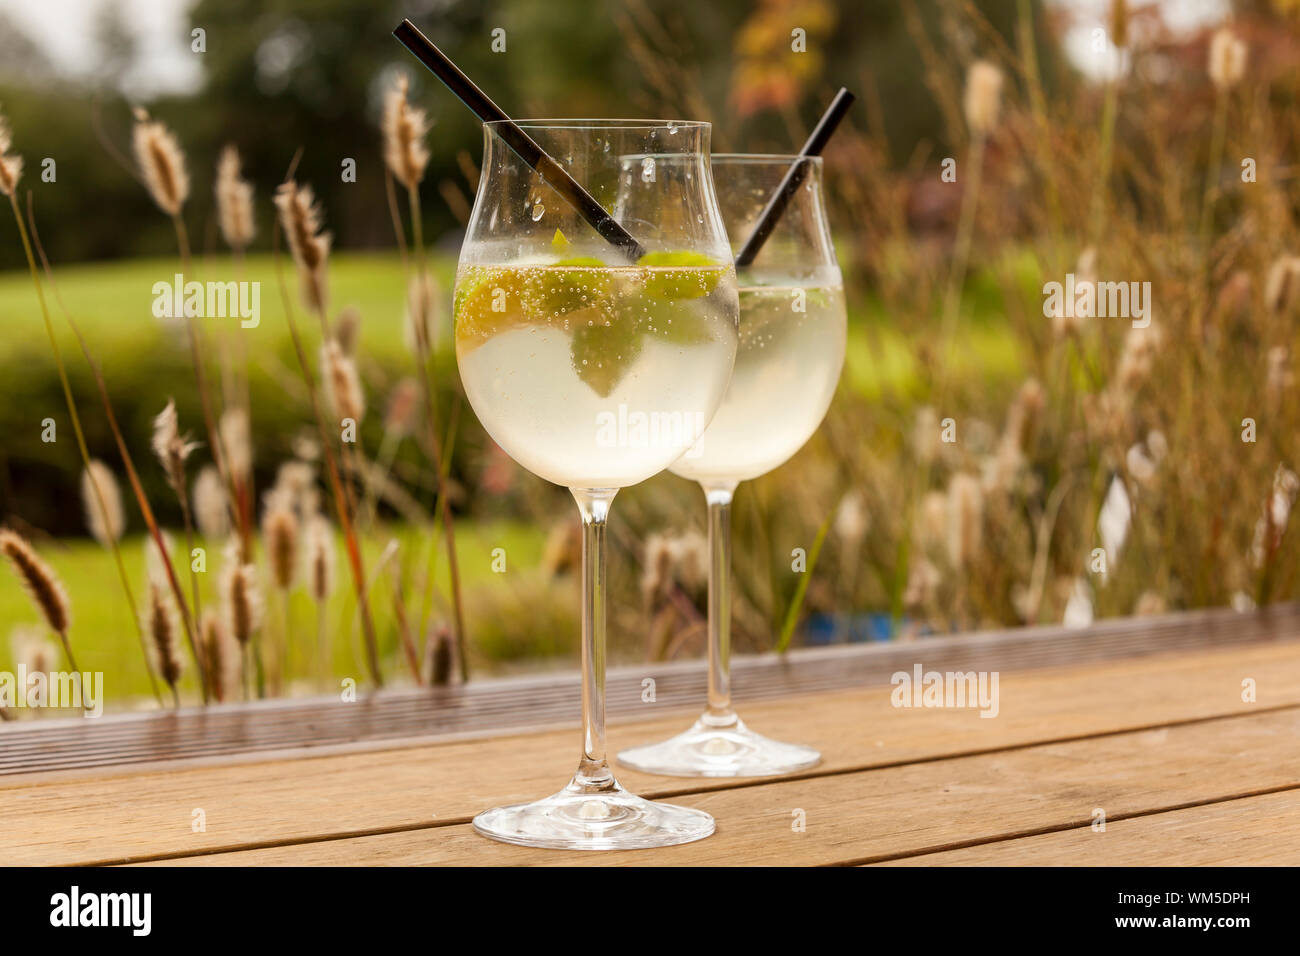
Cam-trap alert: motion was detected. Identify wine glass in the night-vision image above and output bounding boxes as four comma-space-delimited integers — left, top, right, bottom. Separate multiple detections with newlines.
617, 154, 846, 777
457, 120, 739, 848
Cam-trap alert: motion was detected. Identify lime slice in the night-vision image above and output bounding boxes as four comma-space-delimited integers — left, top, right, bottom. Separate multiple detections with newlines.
637, 250, 726, 299
532, 259, 613, 316
569, 311, 643, 398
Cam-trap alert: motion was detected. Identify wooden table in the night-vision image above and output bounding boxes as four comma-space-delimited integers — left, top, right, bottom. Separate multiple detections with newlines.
4, 611, 1299, 866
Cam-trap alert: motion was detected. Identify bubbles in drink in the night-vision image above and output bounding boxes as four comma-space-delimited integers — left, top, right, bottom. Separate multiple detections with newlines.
454, 261, 740, 488
670, 282, 846, 485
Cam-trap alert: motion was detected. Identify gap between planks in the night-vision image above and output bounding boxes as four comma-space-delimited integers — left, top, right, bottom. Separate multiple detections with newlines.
870, 788, 1300, 866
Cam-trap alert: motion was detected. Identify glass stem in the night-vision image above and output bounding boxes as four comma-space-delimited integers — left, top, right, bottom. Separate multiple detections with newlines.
703, 482, 739, 725
571, 487, 618, 792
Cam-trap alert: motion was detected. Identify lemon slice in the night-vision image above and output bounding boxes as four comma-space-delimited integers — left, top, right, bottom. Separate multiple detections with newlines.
453, 269, 529, 350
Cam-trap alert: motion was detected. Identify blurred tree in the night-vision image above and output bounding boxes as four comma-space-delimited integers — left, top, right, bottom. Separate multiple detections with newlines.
94, 2, 137, 95
0, 0, 1053, 270
0, 12, 54, 86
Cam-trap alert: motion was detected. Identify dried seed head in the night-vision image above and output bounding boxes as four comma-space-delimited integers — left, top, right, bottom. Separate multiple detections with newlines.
1267, 345, 1294, 397
0, 113, 22, 198
639, 530, 706, 603
262, 504, 299, 591
132, 108, 190, 216
334, 306, 361, 355
1264, 255, 1300, 317
1053, 248, 1099, 337
1003, 379, 1045, 457
1125, 442, 1158, 487
912, 406, 941, 465
945, 473, 984, 569
0, 529, 70, 635
321, 341, 365, 424
541, 519, 581, 579
218, 408, 252, 483
193, 465, 231, 540
273, 460, 318, 516
274, 180, 331, 315
1115, 322, 1163, 393
917, 491, 948, 551
1251, 465, 1300, 568
425, 622, 453, 686
200, 610, 237, 702
291, 429, 321, 463
963, 60, 1003, 138
145, 582, 184, 688
1110, 0, 1129, 49
12, 625, 57, 675
152, 399, 200, 499
384, 377, 420, 438
1208, 28, 1247, 91
222, 559, 261, 646
405, 271, 438, 356
834, 490, 869, 543
303, 515, 335, 604
215, 144, 256, 251
383, 74, 431, 191
80, 459, 126, 547
143, 530, 175, 590
640, 532, 674, 604
1134, 591, 1166, 616
903, 557, 940, 610
675, 530, 708, 593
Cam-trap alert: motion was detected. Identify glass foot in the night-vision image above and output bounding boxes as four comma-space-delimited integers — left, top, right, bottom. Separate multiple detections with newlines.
472, 776, 715, 850
618, 714, 822, 778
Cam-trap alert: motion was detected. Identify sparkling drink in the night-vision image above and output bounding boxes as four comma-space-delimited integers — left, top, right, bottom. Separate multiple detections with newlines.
669, 279, 845, 486
455, 262, 738, 489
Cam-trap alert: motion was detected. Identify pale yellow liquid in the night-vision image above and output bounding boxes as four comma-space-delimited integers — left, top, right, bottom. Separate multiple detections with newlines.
669, 284, 845, 485
454, 263, 739, 489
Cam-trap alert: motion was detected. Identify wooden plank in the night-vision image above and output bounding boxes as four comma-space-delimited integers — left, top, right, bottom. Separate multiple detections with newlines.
874, 789, 1300, 866
156, 708, 1300, 866
6, 640, 1297, 866
3, 603, 1295, 775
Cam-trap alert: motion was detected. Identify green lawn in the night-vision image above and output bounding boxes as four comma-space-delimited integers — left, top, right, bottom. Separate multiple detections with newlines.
0, 251, 459, 366
1, 520, 548, 704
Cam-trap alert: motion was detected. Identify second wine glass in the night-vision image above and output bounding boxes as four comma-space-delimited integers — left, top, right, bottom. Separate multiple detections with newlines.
617, 154, 846, 777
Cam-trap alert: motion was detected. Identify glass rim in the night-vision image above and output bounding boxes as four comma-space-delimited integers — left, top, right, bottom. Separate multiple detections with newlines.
484, 118, 711, 131
711, 152, 823, 165
616, 152, 822, 166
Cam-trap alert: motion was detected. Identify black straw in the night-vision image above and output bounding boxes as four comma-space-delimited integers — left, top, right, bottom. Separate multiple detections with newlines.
393, 19, 646, 261
733, 88, 855, 269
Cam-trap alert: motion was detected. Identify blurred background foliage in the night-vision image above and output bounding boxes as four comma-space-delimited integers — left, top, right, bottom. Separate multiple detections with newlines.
0, 0, 1048, 270
2, 0, 1300, 705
